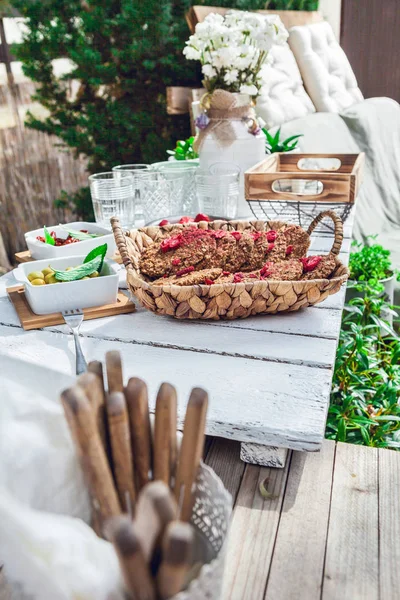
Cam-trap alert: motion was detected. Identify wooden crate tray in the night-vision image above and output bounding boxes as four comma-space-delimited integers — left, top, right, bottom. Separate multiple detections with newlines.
15, 249, 123, 264
245, 153, 365, 204
7, 285, 135, 331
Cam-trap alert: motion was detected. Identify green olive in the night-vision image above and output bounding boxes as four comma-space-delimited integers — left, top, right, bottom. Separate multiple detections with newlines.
42, 267, 54, 277
28, 271, 45, 282
45, 274, 58, 284
81, 276, 90, 280
89, 271, 99, 278
30, 278, 45, 286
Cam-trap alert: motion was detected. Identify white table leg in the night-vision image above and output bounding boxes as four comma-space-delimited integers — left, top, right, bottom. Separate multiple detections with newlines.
240, 442, 288, 468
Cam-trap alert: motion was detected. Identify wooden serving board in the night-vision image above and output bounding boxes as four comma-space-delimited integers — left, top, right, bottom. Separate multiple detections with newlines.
15, 250, 123, 264
7, 285, 136, 331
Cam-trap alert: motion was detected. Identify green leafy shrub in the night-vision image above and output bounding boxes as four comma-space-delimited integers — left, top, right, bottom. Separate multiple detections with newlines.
167, 136, 198, 160
349, 238, 397, 286
326, 282, 400, 448
54, 187, 94, 221
11, 0, 199, 174
263, 127, 302, 153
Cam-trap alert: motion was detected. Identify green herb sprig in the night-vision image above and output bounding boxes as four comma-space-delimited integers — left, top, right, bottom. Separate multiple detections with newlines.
60, 226, 102, 241
43, 226, 55, 246
52, 243, 108, 282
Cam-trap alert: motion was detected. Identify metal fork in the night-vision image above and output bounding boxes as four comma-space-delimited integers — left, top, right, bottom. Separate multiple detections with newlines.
62, 309, 87, 375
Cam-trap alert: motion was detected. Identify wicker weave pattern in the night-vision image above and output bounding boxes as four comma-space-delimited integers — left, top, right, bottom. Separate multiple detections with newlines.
112, 211, 349, 320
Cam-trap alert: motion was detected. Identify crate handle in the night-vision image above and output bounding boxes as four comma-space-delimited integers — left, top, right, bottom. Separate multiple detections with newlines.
307, 210, 343, 256
271, 178, 323, 196
297, 157, 341, 171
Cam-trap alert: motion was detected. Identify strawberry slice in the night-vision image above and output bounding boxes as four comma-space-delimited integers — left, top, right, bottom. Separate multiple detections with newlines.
194, 213, 211, 222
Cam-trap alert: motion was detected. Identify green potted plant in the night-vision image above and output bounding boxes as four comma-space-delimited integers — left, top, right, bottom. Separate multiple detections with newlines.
347, 238, 399, 328
263, 128, 303, 154
166, 137, 199, 162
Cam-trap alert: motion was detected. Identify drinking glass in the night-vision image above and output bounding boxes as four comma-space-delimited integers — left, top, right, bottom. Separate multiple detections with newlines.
89, 171, 134, 229
152, 163, 199, 214
140, 171, 187, 224
196, 164, 240, 219
112, 164, 150, 227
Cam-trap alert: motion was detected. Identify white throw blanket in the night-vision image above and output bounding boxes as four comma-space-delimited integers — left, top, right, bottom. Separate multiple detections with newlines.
0, 352, 125, 599
278, 97, 400, 300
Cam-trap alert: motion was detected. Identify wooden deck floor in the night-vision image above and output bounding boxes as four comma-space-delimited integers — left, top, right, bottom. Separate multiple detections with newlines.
1, 439, 400, 600
204, 438, 400, 600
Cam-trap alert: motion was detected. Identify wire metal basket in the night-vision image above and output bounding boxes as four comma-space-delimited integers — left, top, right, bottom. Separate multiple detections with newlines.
247, 198, 353, 234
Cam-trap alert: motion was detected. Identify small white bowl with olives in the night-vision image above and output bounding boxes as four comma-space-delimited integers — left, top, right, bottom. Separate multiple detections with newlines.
14, 254, 120, 315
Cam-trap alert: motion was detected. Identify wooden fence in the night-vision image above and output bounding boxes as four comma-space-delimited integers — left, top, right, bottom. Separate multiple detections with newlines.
0, 18, 88, 268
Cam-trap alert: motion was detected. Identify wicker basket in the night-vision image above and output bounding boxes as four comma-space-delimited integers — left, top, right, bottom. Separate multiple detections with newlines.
111, 210, 349, 320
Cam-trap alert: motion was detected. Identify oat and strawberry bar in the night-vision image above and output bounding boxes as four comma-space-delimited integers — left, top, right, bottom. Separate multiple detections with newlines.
301, 254, 337, 280
139, 228, 289, 279
281, 225, 310, 259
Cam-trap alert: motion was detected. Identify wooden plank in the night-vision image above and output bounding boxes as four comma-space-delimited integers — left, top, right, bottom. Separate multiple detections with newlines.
240, 443, 288, 468
0, 324, 332, 451
310, 234, 351, 255
208, 306, 342, 339
322, 442, 379, 600
204, 438, 245, 502
6, 286, 135, 331
43, 308, 338, 369
378, 447, 400, 600
265, 442, 336, 600
222, 458, 291, 600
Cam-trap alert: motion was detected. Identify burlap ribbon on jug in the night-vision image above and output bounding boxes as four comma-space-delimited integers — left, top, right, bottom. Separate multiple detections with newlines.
193, 89, 256, 152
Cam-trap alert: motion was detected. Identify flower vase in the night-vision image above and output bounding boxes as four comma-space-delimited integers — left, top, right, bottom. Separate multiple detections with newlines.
194, 91, 266, 218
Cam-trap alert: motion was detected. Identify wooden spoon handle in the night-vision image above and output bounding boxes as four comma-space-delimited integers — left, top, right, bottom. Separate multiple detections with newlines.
106, 350, 124, 394
157, 521, 194, 599
174, 388, 208, 522
154, 383, 177, 486
77, 371, 108, 453
61, 386, 121, 529
125, 377, 152, 491
106, 392, 136, 514
108, 516, 156, 600
134, 481, 177, 563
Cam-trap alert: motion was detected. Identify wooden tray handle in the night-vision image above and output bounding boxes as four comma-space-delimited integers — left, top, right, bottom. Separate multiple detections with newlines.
111, 217, 133, 270
307, 210, 343, 257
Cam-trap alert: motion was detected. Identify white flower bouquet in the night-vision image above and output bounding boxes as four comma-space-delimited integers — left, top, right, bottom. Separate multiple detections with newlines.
183, 11, 288, 98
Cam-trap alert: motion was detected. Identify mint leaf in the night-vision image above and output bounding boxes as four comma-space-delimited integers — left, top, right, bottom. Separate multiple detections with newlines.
53, 255, 102, 282
44, 226, 55, 246
83, 243, 108, 274
60, 226, 102, 241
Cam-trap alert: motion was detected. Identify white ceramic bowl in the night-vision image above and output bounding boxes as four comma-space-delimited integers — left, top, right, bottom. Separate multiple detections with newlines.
25, 222, 116, 260
14, 255, 120, 315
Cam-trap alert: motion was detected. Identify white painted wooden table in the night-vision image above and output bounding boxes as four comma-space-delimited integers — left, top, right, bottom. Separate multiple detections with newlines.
0, 219, 352, 467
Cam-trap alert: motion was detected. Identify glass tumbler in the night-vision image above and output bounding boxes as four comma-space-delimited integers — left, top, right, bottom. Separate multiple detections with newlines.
89, 171, 134, 229
195, 165, 240, 219
152, 163, 199, 214
140, 171, 187, 224
112, 164, 150, 227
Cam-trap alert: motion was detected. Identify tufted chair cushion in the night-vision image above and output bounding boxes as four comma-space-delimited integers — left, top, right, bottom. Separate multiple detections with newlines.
256, 43, 316, 128
289, 21, 364, 113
